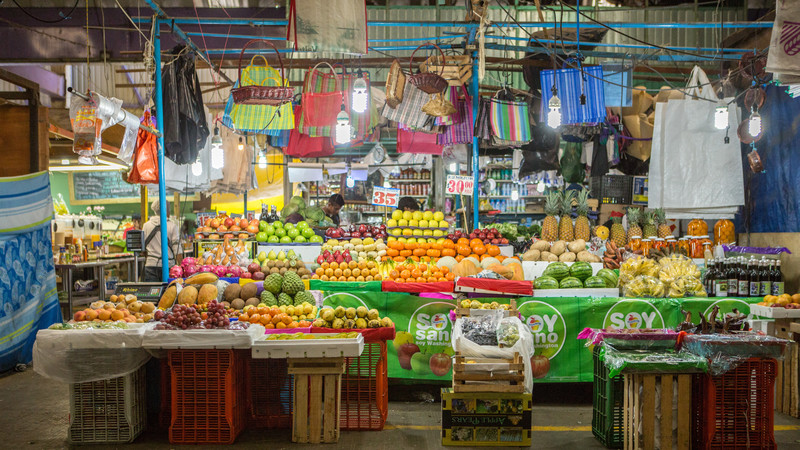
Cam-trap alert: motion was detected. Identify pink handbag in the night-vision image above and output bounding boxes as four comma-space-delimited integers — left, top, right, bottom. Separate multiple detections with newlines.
397, 126, 442, 155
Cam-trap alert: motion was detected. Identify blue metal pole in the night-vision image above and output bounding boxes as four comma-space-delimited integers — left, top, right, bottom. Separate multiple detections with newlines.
152, 18, 170, 282
471, 51, 480, 232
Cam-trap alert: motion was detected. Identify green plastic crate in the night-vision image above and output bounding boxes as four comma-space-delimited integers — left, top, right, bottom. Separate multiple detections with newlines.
591, 346, 624, 449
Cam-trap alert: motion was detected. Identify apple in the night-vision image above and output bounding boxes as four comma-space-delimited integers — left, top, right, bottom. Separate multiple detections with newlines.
500, 238, 509, 245
239, 218, 249, 229
208, 218, 220, 229
490, 228, 499, 235
252, 271, 266, 281
224, 217, 235, 228
230, 225, 242, 232
531, 355, 550, 379
351, 232, 361, 239
491, 238, 500, 245
239, 272, 252, 279
246, 224, 259, 234
429, 353, 452, 376
397, 343, 421, 370
248, 262, 260, 273
195, 233, 204, 240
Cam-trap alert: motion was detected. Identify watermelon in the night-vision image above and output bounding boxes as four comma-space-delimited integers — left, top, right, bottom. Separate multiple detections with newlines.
569, 262, 593, 282
534, 276, 560, 289
596, 268, 619, 288
559, 276, 583, 289
584, 276, 608, 289
542, 262, 570, 281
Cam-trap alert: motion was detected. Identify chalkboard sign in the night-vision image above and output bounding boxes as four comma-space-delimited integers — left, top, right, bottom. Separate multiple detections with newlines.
69, 171, 140, 205
126, 230, 144, 252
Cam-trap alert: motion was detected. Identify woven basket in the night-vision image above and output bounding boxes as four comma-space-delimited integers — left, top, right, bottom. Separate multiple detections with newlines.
385, 59, 406, 109
408, 44, 448, 94
420, 54, 472, 86
231, 39, 294, 106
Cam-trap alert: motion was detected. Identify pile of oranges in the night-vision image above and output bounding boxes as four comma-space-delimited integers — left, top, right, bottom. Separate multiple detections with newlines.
311, 260, 383, 282
384, 240, 457, 262
453, 238, 503, 262
387, 262, 456, 284
238, 306, 312, 329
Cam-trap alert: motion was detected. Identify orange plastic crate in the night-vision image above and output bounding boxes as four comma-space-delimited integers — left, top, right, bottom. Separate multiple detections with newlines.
168, 349, 248, 444
693, 358, 777, 450
340, 341, 389, 431
248, 357, 293, 428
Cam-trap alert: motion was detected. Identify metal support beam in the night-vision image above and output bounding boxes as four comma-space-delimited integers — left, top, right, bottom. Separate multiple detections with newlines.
152, 17, 170, 282
471, 51, 480, 232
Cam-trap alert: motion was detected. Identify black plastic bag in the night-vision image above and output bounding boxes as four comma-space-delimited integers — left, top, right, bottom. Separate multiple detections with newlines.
519, 124, 560, 177
560, 142, 585, 183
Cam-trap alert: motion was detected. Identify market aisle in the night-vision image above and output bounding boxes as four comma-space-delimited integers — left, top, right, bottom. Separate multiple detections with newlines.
2, 369, 800, 449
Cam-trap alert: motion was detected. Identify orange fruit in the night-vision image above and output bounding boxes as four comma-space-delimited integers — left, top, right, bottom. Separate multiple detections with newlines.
259, 315, 271, 326
349, 261, 358, 269
264, 323, 275, 329
470, 238, 483, 248
439, 277, 448, 282
416, 277, 426, 283
457, 237, 470, 246
334, 268, 343, 277
457, 245, 471, 256
445, 272, 455, 281
356, 276, 365, 282
276, 322, 287, 329
440, 266, 449, 274
330, 262, 338, 269
390, 270, 399, 279
325, 268, 334, 277
271, 315, 282, 325
456, 255, 464, 262
411, 269, 422, 278
250, 313, 261, 324
111, 310, 124, 321
321, 262, 330, 269
343, 268, 352, 277
400, 270, 411, 280
316, 267, 325, 276
395, 278, 405, 283
239, 314, 249, 322
270, 307, 281, 317
346, 276, 355, 282
282, 315, 292, 325
352, 268, 361, 277
387, 249, 400, 257
289, 321, 299, 328
418, 263, 428, 273
473, 245, 487, 255
487, 245, 501, 257
258, 306, 269, 315
358, 261, 367, 270
443, 240, 455, 249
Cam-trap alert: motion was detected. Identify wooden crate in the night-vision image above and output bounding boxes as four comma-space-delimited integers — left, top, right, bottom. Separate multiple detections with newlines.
453, 352, 525, 393
455, 299, 518, 319
623, 373, 692, 450
287, 358, 345, 444
419, 55, 472, 86
441, 388, 532, 446
776, 332, 799, 418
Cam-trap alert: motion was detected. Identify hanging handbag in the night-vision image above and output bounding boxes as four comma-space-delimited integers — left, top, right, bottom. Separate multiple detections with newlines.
231, 40, 294, 106
407, 44, 449, 95
285, 105, 336, 158
381, 80, 434, 130
299, 63, 373, 139
489, 94, 532, 142
301, 62, 347, 128
385, 59, 406, 109
227, 55, 295, 133
422, 92, 456, 118
473, 97, 492, 140
439, 86, 473, 145
397, 126, 443, 155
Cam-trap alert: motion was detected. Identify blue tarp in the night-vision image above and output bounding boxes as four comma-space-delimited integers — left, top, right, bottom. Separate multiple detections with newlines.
737, 86, 800, 232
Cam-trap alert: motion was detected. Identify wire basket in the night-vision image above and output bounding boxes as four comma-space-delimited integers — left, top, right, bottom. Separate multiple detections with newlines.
231, 39, 294, 106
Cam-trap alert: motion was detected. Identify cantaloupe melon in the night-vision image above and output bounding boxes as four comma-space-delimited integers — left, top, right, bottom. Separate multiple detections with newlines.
480, 257, 501, 269
436, 256, 458, 270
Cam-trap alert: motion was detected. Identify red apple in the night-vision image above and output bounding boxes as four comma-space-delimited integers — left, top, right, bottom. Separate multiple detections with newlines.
489, 228, 499, 235
239, 218, 249, 229
531, 355, 550, 379
224, 217, 235, 228
429, 353, 452, 376
500, 238, 509, 245
397, 343, 420, 370
209, 218, 220, 229
250, 219, 260, 228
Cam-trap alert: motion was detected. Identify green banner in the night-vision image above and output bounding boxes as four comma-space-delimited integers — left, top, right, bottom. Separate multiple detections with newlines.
321, 292, 762, 383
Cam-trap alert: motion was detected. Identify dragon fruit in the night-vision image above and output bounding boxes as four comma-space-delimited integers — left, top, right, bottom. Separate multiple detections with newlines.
200, 265, 214, 273
183, 264, 199, 277
169, 265, 183, 278
212, 265, 227, 277
227, 265, 242, 278
180, 257, 197, 270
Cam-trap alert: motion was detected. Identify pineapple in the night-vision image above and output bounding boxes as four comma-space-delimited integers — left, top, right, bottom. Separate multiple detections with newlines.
655, 208, 671, 238
610, 216, 626, 247
626, 207, 642, 241
643, 210, 657, 238
559, 190, 575, 241
574, 189, 591, 241
541, 191, 560, 241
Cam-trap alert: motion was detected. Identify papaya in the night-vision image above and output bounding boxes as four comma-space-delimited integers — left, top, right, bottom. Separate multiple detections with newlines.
507, 262, 524, 281
487, 264, 514, 280
177, 285, 199, 305
184, 272, 219, 285
453, 260, 480, 278
158, 285, 178, 309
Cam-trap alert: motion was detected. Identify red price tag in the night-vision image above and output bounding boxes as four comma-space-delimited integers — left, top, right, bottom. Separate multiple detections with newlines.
446, 175, 474, 196
372, 186, 400, 207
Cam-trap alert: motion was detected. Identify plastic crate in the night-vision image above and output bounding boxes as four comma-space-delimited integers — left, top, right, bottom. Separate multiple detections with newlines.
159, 358, 170, 430
340, 341, 389, 430
590, 175, 633, 205
248, 357, 293, 428
592, 346, 624, 449
693, 358, 778, 450
168, 349, 248, 444
68, 366, 146, 444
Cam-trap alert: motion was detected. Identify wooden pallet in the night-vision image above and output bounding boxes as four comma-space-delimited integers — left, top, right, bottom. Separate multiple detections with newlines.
455, 299, 518, 319
776, 336, 800, 418
419, 54, 472, 86
623, 373, 692, 450
288, 358, 345, 444
453, 352, 525, 393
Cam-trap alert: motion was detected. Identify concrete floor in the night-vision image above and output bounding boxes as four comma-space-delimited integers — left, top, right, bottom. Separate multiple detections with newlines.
2, 367, 800, 449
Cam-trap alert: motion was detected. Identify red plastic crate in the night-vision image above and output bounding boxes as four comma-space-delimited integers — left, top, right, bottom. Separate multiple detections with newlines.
168, 349, 248, 444
247, 357, 293, 429
693, 358, 777, 450
158, 358, 170, 430
340, 341, 389, 431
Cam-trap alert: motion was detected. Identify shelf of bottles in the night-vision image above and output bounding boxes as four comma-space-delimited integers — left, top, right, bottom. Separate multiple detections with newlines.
480, 157, 544, 214
704, 256, 784, 298
386, 168, 432, 198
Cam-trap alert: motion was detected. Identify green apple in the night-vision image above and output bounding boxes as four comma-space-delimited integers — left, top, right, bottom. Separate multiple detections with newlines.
287, 228, 300, 239
275, 227, 287, 238
294, 235, 307, 243
273, 220, 284, 228
309, 235, 323, 243
302, 228, 315, 239
258, 221, 268, 232
267, 235, 280, 243
297, 221, 309, 229
264, 225, 275, 236
280, 236, 292, 244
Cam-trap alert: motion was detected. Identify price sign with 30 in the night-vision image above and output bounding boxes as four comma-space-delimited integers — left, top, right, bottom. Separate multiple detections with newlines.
372, 186, 400, 208
446, 175, 475, 196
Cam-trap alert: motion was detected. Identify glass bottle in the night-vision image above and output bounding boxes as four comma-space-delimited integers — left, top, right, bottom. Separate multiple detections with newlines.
629, 236, 642, 252
748, 257, 761, 297
677, 237, 690, 257
714, 258, 728, 298
705, 260, 716, 297
772, 260, 785, 296
759, 258, 771, 297
641, 239, 652, 257
727, 257, 739, 297
737, 257, 749, 297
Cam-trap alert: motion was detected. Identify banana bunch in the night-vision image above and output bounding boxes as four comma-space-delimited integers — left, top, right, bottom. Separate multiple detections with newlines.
619, 256, 660, 286
667, 275, 707, 298
378, 259, 396, 278
658, 254, 700, 285
623, 275, 665, 298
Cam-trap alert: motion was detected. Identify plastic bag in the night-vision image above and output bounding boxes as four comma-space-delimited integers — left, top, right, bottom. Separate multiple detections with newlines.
560, 141, 585, 183
519, 126, 560, 176
69, 99, 101, 162
127, 111, 160, 184
602, 345, 708, 378
497, 318, 521, 347
459, 312, 502, 346
618, 256, 660, 286
681, 333, 789, 375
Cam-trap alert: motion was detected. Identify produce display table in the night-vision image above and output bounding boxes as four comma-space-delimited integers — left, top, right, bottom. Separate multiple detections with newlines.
56, 256, 136, 319
316, 291, 762, 383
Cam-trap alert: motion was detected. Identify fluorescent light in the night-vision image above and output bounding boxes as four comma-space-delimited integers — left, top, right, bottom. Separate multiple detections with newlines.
335, 107, 351, 144
547, 95, 562, 128
352, 74, 368, 113
49, 165, 123, 172
61, 159, 70, 165
714, 103, 729, 130
191, 161, 203, 176
748, 112, 762, 138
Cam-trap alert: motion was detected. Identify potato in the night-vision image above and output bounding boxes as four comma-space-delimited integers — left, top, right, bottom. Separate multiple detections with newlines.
522, 249, 541, 261
532, 240, 551, 252
568, 239, 586, 253
551, 241, 567, 256
542, 251, 558, 262
559, 251, 577, 262
577, 250, 595, 262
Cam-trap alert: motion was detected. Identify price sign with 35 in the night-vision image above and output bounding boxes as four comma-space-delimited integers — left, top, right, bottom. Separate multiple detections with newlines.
372, 186, 400, 208
446, 175, 475, 196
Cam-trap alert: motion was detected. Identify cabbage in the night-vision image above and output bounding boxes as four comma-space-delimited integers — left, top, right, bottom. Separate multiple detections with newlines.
305, 206, 325, 222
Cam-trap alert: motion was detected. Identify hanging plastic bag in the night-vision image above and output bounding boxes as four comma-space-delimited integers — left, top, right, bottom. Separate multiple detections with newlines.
560, 141, 585, 183
519, 124, 560, 176
69, 98, 101, 162
127, 111, 159, 184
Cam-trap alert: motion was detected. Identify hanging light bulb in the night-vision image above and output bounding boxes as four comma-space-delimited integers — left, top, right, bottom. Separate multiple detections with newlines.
191, 160, 203, 176
352, 69, 368, 114
448, 162, 458, 173
547, 89, 562, 128
258, 152, 267, 169
335, 104, 352, 144
238, 136, 244, 151
511, 189, 520, 201
211, 127, 224, 169
346, 173, 355, 188
537, 180, 545, 193
748, 111, 762, 138
714, 103, 729, 130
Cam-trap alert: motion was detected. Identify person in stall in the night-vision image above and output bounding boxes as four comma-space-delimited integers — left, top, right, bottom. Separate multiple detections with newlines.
398, 196, 421, 212
322, 193, 345, 227
141, 200, 180, 282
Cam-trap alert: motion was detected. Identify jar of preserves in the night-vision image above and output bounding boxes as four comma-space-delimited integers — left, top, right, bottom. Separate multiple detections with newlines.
690, 236, 704, 259
688, 218, 708, 237
641, 239, 652, 257
653, 238, 666, 251
677, 237, 690, 256
629, 236, 642, 252
714, 219, 736, 244
666, 236, 677, 252
699, 234, 712, 249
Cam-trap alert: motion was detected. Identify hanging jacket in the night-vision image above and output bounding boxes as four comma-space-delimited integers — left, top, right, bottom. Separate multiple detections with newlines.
159, 45, 209, 164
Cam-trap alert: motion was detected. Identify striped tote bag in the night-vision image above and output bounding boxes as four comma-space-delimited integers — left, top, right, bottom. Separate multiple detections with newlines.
489, 98, 531, 142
